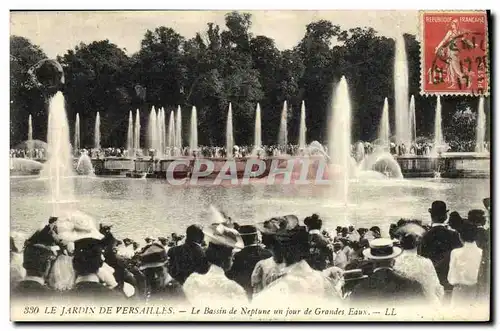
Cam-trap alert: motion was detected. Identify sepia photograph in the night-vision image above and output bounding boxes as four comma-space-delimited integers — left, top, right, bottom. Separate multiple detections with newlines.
9, 9, 491, 322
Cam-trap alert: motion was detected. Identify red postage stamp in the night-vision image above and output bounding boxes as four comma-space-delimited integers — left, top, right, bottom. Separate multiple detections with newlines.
420, 10, 489, 96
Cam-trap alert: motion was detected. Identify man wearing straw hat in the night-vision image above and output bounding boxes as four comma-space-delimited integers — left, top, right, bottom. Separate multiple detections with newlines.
183, 223, 247, 305
349, 238, 425, 305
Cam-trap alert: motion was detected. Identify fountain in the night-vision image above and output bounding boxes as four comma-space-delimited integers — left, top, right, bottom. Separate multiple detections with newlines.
475, 97, 487, 153
74, 113, 80, 152
134, 109, 141, 156
394, 34, 410, 146
155, 107, 165, 159
94, 112, 101, 150
168, 111, 175, 149
147, 106, 158, 157
278, 101, 288, 148
431, 96, 447, 156
189, 106, 198, 154
160, 108, 166, 157
298, 101, 307, 151
42, 92, 76, 213
328, 77, 352, 205
378, 97, 390, 149
27, 114, 33, 157
409, 95, 416, 146
127, 111, 133, 156
176, 105, 182, 153
76, 150, 95, 175
226, 103, 234, 159
252, 103, 262, 156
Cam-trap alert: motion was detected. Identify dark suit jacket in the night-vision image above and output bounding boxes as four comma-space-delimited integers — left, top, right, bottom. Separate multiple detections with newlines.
12, 280, 53, 299
349, 268, 425, 304
167, 241, 209, 285
225, 245, 272, 297
418, 225, 462, 289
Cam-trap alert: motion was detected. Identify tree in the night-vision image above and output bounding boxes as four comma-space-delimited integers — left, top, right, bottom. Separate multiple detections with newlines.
59, 40, 131, 148
10, 36, 47, 146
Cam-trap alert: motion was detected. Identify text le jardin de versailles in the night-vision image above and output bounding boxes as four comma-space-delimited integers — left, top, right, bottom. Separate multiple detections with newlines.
21, 304, 398, 318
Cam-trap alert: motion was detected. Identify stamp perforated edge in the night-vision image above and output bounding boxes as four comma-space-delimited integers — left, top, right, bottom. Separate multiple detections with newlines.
418, 10, 490, 97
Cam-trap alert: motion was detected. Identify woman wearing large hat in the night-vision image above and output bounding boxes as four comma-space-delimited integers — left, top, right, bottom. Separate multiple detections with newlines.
183, 223, 248, 305
251, 225, 339, 307
251, 215, 300, 294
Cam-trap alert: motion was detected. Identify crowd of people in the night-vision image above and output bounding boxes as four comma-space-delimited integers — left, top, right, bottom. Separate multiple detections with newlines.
11, 198, 490, 310
9, 138, 489, 162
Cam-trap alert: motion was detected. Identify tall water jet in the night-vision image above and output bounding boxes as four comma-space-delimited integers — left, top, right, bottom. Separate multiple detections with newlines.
148, 106, 158, 153
252, 103, 262, 155
74, 113, 80, 152
475, 97, 487, 153
328, 76, 351, 209
94, 112, 101, 150
298, 101, 307, 150
44, 92, 75, 213
378, 97, 390, 149
161, 108, 166, 156
168, 110, 175, 148
226, 103, 234, 159
176, 106, 182, 151
278, 101, 288, 147
27, 114, 33, 157
409, 95, 417, 145
189, 106, 198, 154
431, 96, 446, 156
156, 108, 165, 158
134, 109, 141, 154
27, 114, 33, 141
127, 110, 133, 155
394, 35, 411, 146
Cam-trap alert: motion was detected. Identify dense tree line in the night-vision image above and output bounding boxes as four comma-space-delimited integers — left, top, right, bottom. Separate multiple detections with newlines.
10, 11, 490, 147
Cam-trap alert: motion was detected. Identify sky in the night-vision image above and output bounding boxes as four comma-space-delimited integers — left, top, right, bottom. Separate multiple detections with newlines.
10, 10, 419, 58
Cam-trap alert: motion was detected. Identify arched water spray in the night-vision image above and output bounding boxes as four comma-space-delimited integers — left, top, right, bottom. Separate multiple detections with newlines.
328, 77, 351, 210
409, 95, 416, 145
226, 103, 234, 159
298, 100, 307, 150
475, 97, 487, 153
127, 111, 134, 155
378, 97, 390, 149
278, 101, 288, 147
94, 112, 101, 150
252, 103, 262, 155
74, 113, 80, 152
190, 106, 198, 153
394, 35, 410, 146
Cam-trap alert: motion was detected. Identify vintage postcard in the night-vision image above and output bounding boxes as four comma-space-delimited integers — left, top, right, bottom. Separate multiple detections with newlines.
10, 10, 491, 322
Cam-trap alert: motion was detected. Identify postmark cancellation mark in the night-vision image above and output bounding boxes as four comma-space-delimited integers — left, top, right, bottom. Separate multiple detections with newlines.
420, 10, 489, 96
